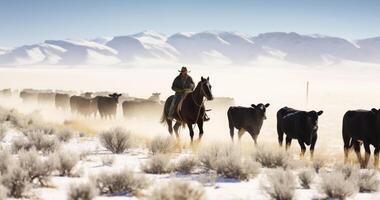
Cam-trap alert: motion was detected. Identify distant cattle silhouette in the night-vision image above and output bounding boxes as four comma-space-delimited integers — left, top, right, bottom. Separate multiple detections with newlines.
97, 93, 122, 119
122, 93, 163, 119
20, 90, 38, 104
55, 93, 70, 110
277, 107, 323, 159
227, 103, 269, 145
37, 91, 55, 106
0, 89, 12, 98
343, 109, 380, 168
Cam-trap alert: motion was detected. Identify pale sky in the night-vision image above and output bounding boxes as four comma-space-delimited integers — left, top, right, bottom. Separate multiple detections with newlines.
1, 0, 380, 47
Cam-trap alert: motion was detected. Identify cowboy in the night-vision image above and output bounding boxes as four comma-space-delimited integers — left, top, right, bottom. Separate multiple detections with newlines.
168, 67, 194, 120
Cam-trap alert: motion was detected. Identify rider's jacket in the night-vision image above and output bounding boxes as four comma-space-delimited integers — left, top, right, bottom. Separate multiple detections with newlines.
171, 74, 195, 94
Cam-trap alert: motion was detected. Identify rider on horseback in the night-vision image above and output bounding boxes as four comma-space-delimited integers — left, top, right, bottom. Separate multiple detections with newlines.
168, 67, 210, 121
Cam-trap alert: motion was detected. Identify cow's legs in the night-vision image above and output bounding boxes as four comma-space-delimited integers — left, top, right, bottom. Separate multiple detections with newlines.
238, 129, 245, 141
363, 143, 371, 168
247, 129, 258, 146
173, 122, 181, 140
229, 127, 235, 141
197, 120, 204, 141
343, 137, 352, 164
187, 122, 195, 143
353, 141, 363, 167
374, 147, 380, 167
310, 134, 318, 159
285, 136, 292, 151
298, 139, 306, 158
277, 124, 284, 147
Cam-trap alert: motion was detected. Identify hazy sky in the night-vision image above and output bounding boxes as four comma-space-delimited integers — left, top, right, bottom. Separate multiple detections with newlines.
0, 0, 379, 47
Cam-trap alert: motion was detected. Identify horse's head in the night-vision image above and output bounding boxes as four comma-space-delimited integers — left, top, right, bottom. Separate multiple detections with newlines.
200, 76, 213, 100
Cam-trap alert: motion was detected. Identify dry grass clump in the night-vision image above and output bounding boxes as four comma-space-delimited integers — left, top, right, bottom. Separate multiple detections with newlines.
173, 156, 199, 174
0, 108, 35, 129
334, 163, 360, 180
67, 182, 98, 200
99, 127, 132, 154
148, 180, 205, 200
198, 144, 260, 180
149, 136, 176, 154
0, 124, 7, 141
312, 157, 325, 173
142, 154, 173, 174
1, 165, 29, 198
0, 185, 7, 200
92, 168, 150, 196
298, 169, 315, 189
253, 147, 290, 169
56, 128, 74, 142
319, 171, 358, 200
261, 168, 296, 200
18, 149, 55, 186
53, 150, 79, 176
358, 169, 380, 193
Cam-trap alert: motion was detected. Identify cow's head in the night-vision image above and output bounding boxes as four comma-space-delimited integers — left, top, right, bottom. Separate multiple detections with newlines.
109, 93, 122, 103
304, 110, 323, 145
251, 103, 270, 120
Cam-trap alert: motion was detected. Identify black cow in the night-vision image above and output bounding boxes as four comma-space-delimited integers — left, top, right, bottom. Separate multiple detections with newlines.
55, 93, 70, 110
227, 103, 270, 144
97, 93, 122, 119
277, 107, 323, 159
342, 109, 380, 168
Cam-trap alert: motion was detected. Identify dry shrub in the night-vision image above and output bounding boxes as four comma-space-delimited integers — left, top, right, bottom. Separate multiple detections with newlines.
99, 127, 132, 154
1, 166, 29, 198
174, 156, 199, 174
93, 168, 149, 196
0, 185, 7, 200
253, 147, 290, 169
198, 145, 260, 180
261, 168, 296, 200
298, 169, 315, 189
54, 150, 79, 176
0, 108, 35, 129
56, 128, 74, 142
11, 137, 33, 153
142, 154, 173, 174
358, 169, 380, 193
148, 180, 205, 200
334, 163, 360, 180
0, 124, 7, 141
18, 149, 55, 186
0, 149, 13, 175
149, 136, 176, 154
312, 157, 325, 173
12, 130, 60, 153
67, 182, 98, 200
319, 171, 358, 200
101, 155, 114, 166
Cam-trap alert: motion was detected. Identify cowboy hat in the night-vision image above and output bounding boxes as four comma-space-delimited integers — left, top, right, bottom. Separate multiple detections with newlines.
178, 66, 190, 73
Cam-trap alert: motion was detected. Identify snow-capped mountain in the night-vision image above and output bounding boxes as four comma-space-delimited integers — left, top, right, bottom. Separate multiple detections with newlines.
1, 31, 380, 67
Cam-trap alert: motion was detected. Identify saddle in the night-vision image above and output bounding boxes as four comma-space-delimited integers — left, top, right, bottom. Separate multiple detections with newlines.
176, 92, 190, 115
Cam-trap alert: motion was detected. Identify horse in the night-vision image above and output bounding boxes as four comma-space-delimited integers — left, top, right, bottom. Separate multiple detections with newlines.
161, 77, 213, 143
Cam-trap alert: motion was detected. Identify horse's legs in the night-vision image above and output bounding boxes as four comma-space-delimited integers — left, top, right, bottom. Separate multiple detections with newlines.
166, 119, 173, 135
173, 122, 181, 140
187, 122, 195, 143
197, 120, 204, 141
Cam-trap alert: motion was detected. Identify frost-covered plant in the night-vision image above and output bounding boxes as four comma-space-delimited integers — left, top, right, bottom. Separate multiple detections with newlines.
334, 163, 360, 180
142, 154, 173, 174
319, 171, 358, 200
1, 166, 29, 198
174, 156, 199, 174
54, 150, 79, 176
298, 169, 315, 189
148, 180, 205, 200
56, 128, 74, 142
253, 147, 290, 169
0, 185, 7, 200
67, 182, 98, 200
312, 158, 325, 173
93, 168, 149, 196
18, 149, 55, 186
261, 169, 296, 200
198, 144, 233, 170
99, 127, 132, 154
26, 129, 60, 153
358, 169, 380, 193
149, 136, 176, 154
0, 124, 7, 141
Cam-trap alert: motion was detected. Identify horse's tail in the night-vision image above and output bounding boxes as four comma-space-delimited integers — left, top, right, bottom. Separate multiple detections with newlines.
160, 109, 167, 124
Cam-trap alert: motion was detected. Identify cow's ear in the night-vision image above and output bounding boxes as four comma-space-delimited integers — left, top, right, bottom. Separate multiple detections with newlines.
265, 103, 270, 108
251, 104, 256, 108
371, 108, 377, 113
317, 110, 323, 116
108, 94, 113, 97
201, 76, 204, 81
207, 77, 209, 81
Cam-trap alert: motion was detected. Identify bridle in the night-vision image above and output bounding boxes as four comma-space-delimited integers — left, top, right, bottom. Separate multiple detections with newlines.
191, 81, 209, 107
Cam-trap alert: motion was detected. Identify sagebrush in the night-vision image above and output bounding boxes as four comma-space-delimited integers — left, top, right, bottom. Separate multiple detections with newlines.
67, 182, 98, 200
148, 180, 205, 200
142, 154, 173, 174
261, 169, 296, 200
99, 127, 132, 154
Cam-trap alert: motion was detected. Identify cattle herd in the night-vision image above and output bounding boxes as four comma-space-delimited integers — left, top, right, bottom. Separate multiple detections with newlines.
1, 88, 379, 168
